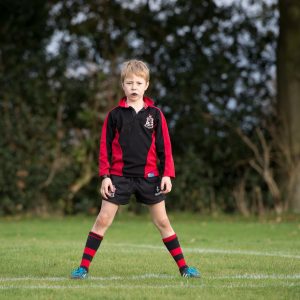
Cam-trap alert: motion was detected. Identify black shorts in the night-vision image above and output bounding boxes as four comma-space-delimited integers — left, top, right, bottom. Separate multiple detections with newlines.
105, 175, 166, 205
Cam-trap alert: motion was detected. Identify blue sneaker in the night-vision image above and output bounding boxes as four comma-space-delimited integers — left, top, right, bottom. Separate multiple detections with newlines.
180, 266, 201, 278
70, 267, 88, 279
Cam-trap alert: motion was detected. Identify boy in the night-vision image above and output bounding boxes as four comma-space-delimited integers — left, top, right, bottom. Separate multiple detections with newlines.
71, 60, 200, 279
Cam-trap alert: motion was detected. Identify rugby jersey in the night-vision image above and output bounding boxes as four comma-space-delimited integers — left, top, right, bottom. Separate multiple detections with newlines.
99, 97, 175, 178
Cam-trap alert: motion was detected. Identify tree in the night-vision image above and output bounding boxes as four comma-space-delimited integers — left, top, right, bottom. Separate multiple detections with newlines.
277, 0, 300, 212
0, 0, 280, 215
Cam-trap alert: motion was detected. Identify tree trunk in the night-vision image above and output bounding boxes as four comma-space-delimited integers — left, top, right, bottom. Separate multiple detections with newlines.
277, 0, 300, 212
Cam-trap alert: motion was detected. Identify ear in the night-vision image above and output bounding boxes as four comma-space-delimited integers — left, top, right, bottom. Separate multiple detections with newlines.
145, 81, 149, 90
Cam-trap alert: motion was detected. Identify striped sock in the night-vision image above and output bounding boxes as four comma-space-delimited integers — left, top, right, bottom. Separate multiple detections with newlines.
80, 231, 103, 271
163, 233, 188, 272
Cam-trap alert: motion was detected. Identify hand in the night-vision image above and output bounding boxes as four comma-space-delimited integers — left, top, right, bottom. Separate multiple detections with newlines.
161, 176, 172, 194
100, 178, 116, 200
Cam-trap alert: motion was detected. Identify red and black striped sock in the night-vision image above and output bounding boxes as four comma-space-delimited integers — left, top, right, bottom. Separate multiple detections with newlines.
80, 231, 103, 271
163, 233, 188, 272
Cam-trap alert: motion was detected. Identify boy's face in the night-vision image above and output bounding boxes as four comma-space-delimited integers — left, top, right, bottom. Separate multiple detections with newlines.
122, 74, 149, 103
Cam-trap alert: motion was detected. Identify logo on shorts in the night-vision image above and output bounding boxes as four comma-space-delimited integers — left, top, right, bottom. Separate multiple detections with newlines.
144, 114, 154, 129
155, 186, 161, 196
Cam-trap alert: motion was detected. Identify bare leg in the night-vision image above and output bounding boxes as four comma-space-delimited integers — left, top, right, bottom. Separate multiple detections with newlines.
70, 200, 119, 277
148, 201, 175, 238
148, 201, 200, 278
91, 200, 119, 236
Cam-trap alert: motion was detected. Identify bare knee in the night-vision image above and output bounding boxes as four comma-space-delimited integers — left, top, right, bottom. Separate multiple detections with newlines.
95, 211, 113, 229
153, 217, 171, 231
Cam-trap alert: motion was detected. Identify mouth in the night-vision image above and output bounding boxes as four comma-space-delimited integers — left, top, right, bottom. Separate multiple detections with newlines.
131, 93, 138, 97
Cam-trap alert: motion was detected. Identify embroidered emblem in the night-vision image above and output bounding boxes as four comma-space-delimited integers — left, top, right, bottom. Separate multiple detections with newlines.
144, 114, 154, 129
155, 186, 161, 196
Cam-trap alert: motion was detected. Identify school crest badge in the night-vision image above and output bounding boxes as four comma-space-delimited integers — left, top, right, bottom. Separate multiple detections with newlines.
144, 114, 154, 129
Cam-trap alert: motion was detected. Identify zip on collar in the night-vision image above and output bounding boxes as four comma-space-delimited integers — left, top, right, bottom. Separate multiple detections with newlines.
118, 97, 154, 109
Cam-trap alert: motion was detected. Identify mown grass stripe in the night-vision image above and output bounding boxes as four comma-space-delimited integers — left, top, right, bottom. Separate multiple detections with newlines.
1, 273, 299, 282
0, 274, 175, 282
0, 282, 299, 290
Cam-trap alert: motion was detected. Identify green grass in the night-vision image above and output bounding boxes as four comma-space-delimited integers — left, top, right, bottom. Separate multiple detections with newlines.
0, 213, 300, 299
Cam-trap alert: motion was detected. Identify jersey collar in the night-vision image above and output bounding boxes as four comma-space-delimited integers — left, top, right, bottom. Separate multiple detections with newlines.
118, 97, 154, 108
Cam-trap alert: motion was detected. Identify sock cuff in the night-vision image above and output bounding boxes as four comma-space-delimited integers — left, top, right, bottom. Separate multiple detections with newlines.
89, 231, 103, 240
162, 233, 177, 243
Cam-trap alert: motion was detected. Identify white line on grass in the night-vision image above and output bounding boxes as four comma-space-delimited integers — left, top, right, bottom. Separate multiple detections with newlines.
107, 243, 300, 260
211, 274, 300, 280
1, 273, 299, 282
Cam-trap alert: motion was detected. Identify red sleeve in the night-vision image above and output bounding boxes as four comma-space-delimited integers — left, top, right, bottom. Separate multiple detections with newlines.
99, 112, 115, 176
155, 110, 175, 178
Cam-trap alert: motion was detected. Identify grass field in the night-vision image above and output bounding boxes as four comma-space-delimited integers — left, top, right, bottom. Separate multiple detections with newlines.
0, 213, 299, 299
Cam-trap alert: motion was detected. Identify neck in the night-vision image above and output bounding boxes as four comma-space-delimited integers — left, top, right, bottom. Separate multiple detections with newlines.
126, 98, 144, 112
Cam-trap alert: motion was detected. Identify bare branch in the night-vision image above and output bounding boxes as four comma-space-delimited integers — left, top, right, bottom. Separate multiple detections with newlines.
236, 128, 264, 167
249, 159, 263, 175
40, 103, 64, 188
256, 127, 270, 169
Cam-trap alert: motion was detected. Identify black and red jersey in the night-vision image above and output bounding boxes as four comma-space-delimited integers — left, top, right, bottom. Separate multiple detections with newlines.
99, 97, 175, 178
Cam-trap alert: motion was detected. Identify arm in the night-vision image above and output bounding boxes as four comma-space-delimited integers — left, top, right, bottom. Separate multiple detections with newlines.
155, 109, 175, 179
99, 112, 115, 177
99, 112, 116, 199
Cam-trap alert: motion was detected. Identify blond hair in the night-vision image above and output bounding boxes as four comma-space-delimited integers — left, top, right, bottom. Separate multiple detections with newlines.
121, 59, 150, 83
